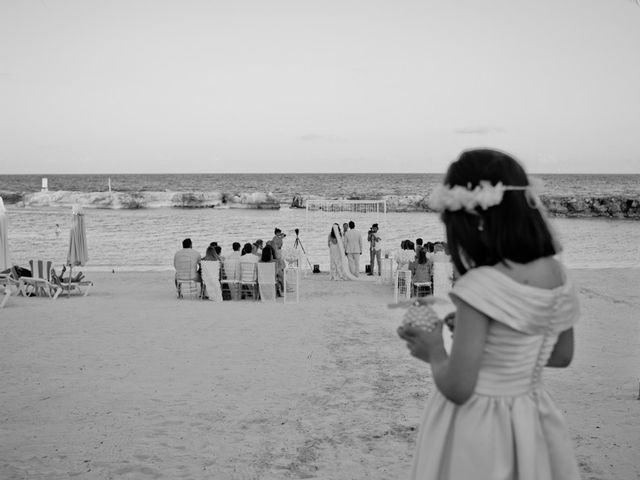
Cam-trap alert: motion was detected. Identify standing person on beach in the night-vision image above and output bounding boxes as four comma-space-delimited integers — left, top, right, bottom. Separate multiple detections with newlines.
343, 221, 362, 277
271, 228, 286, 295
397, 148, 580, 479
367, 223, 382, 276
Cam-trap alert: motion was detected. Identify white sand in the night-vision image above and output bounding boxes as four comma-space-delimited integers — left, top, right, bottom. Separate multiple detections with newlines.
1, 269, 638, 479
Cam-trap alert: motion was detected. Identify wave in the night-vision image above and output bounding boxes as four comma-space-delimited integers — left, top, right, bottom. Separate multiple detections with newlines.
13, 190, 282, 210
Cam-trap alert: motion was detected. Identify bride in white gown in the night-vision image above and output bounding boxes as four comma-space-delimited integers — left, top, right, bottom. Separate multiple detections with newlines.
328, 223, 358, 281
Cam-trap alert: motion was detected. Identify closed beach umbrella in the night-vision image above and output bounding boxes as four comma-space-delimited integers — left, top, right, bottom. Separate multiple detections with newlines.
0, 197, 9, 271
67, 205, 88, 294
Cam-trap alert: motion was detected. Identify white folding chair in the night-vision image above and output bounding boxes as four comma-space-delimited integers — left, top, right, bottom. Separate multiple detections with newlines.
221, 259, 241, 300
284, 267, 300, 304
239, 262, 258, 300
257, 262, 277, 301
201, 260, 223, 302
433, 262, 454, 298
394, 269, 411, 303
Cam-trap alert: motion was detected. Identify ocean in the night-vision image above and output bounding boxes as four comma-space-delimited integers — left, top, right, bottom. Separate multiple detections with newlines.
1, 173, 639, 271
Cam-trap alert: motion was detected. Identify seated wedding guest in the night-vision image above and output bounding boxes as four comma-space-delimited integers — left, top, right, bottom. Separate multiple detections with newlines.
433, 242, 448, 261
174, 238, 201, 284
415, 238, 424, 258
226, 242, 242, 260
260, 244, 276, 262
252, 239, 264, 256
396, 240, 415, 271
425, 241, 435, 260
411, 249, 432, 295
241, 242, 260, 263
203, 243, 221, 261
260, 244, 284, 297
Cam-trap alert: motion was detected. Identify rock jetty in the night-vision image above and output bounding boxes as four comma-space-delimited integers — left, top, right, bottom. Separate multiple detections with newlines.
291, 194, 640, 219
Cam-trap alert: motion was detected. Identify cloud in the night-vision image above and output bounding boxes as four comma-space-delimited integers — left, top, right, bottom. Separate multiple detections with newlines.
454, 126, 506, 135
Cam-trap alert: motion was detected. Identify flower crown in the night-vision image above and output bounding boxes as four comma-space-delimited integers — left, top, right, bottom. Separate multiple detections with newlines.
428, 180, 540, 213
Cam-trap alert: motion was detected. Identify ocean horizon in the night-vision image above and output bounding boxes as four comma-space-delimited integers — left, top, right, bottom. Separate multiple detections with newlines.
2, 171, 639, 272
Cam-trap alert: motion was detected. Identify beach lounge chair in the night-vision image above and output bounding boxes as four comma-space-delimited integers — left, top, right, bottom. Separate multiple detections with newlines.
50, 267, 94, 297
239, 262, 258, 300
201, 260, 223, 302
0, 267, 22, 308
257, 262, 277, 301
220, 259, 240, 300
20, 260, 62, 299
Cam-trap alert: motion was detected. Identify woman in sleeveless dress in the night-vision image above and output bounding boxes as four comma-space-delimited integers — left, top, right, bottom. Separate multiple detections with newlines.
398, 149, 580, 480
328, 223, 357, 281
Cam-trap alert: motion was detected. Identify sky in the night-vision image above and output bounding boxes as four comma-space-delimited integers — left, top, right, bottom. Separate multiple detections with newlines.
1, 0, 640, 174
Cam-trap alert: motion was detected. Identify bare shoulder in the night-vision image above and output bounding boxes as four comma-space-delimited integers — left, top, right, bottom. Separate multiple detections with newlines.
494, 257, 565, 290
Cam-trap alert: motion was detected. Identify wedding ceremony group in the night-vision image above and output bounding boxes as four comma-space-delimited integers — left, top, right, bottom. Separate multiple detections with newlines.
173, 227, 291, 301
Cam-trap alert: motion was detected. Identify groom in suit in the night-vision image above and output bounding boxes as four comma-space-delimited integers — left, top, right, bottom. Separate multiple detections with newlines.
343, 220, 363, 277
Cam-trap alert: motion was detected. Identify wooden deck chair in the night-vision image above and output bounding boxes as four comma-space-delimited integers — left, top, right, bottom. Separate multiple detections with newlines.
221, 259, 240, 300
201, 260, 223, 302
20, 260, 62, 299
50, 267, 94, 297
257, 262, 277, 301
239, 262, 258, 300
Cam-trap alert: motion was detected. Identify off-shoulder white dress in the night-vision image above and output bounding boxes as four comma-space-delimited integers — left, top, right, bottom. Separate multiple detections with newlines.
410, 266, 581, 480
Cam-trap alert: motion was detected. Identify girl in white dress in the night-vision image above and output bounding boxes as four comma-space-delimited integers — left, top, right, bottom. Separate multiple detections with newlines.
398, 148, 580, 480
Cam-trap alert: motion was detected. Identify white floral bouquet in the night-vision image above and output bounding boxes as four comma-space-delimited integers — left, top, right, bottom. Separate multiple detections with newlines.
283, 247, 301, 266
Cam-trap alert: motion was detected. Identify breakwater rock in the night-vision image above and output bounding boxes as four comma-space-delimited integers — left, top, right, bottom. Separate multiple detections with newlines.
18, 191, 281, 210
291, 194, 640, 219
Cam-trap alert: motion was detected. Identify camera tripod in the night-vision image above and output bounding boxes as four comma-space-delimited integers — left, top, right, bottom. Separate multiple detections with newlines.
293, 228, 314, 270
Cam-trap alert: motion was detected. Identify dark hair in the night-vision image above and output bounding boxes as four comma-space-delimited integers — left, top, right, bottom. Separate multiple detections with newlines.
416, 238, 423, 246
261, 244, 275, 262
242, 243, 253, 255
232, 242, 241, 251
417, 249, 428, 264
274, 227, 281, 235
182, 238, 192, 248
214, 246, 222, 255
402, 240, 414, 251
441, 148, 557, 275
348, 221, 355, 229
329, 224, 340, 239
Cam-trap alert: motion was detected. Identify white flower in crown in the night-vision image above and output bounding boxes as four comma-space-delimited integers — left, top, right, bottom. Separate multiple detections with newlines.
429, 181, 507, 213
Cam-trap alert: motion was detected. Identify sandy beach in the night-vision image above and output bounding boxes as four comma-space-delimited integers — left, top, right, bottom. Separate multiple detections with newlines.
1, 268, 639, 480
